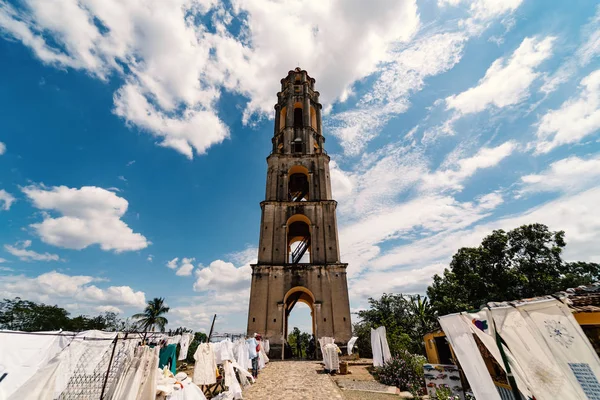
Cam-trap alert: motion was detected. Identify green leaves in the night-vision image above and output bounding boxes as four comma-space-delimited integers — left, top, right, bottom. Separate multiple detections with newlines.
133, 297, 170, 332
427, 223, 600, 315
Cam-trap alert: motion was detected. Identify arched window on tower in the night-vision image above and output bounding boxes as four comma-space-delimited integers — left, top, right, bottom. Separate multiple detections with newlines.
289, 173, 309, 201
287, 219, 311, 264
294, 107, 303, 128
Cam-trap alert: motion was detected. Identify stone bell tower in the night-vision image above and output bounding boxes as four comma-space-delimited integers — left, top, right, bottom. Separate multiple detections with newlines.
246, 68, 352, 359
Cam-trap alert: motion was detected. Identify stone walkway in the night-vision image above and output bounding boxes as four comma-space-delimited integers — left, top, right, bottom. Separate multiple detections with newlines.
243, 361, 344, 400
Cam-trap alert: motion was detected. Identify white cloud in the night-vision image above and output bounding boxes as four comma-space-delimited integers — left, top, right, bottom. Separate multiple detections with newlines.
0, 141, 5, 155
446, 36, 554, 114
422, 141, 516, 191
533, 69, 600, 154
22, 185, 149, 252
166, 257, 196, 276
520, 154, 600, 194
117, 176, 127, 182
0, 270, 146, 309
166, 258, 178, 269
0, 0, 421, 158
194, 259, 252, 292
0, 189, 15, 211
4, 240, 61, 262
541, 6, 600, 94
329, 32, 467, 155
147, 254, 154, 262
126, 160, 135, 167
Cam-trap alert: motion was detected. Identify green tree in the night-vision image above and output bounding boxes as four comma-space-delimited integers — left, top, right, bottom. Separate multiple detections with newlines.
0, 298, 71, 331
354, 293, 436, 357
427, 223, 600, 315
133, 297, 170, 332
287, 327, 310, 358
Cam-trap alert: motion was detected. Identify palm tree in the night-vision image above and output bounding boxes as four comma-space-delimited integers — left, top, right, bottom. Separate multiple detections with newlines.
133, 297, 170, 333
409, 294, 438, 337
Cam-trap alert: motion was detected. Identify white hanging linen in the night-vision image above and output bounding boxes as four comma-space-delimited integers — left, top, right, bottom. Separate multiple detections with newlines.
193, 343, 217, 385
463, 311, 533, 399
178, 333, 194, 361
370, 327, 391, 367
318, 337, 335, 360
257, 341, 269, 370
323, 344, 340, 371
439, 314, 502, 400
234, 339, 250, 371
263, 340, 270, 355
168, 335, 182, 346
7, 330, 120, 400
370, 329, 383, 367
0, 330, 73, 399
347, 336, 358, 355
492, 299, 600, 400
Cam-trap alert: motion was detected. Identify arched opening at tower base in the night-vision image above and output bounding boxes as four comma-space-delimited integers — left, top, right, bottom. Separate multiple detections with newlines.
283, 286, 316, 360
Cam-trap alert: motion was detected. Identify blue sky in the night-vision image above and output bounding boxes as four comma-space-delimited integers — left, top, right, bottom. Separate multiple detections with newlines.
0, 0, 599, 334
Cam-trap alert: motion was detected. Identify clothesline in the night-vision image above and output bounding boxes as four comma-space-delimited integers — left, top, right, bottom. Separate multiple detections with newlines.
0, 330, 188, 340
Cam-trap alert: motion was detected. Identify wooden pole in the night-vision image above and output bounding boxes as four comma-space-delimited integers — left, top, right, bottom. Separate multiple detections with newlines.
207, 314, 217, 343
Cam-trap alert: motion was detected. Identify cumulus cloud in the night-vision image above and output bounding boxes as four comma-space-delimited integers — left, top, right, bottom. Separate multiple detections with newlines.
0, 189, 15, 211
22, 185, 149, 252
533, 69, 600, 154
166, 257, 196, 276
4, 240, 61, 262
446, 36, 555, 114
0, 141, 5, 154
194, 260, 252, 292
0, 270, 146, 309
0, 0, 422, 158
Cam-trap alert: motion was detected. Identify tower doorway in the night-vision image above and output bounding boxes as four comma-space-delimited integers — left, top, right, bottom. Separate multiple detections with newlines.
283, 286, 316, 360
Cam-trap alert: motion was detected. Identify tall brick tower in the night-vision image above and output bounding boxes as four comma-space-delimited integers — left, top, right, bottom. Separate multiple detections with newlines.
246, 68, 352, 359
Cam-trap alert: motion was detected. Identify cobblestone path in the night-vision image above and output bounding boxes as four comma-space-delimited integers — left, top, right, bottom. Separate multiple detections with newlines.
243, 361, 344, 400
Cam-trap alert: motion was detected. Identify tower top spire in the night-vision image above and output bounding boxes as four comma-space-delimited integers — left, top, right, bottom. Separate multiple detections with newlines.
272, 69, 324, 155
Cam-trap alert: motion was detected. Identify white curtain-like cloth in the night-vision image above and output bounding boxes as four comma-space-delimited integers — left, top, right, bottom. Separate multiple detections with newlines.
257, 341, 269, 370
491, 299, 600, 400
263, 340, 270, 355
167, 335, 182, 346
323, 344, 340, 371
178, 333, 194, 361
7, 330, 121, 400
0, 330, 73, 399
193, 343, 217, 385
347, 336, 358, 355
439, 314, 502, 400
233, 339, 250, 372
318, 337, 335, 360
370, 327, 391, 367
464, 311, 533, 399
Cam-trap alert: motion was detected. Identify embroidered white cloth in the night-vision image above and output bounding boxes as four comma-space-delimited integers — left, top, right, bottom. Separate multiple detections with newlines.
491, 299, 600, 400
8, 330, 121, 400
323, 343, 340, 371
0, 330, 73, 399
193, 343, 217, 385
167, 335, 182, 346
347, 337, 358, 355
234, 339, 250, 371
318, 337, 335, 360
370, 327, 391, 367
263, 340, 270, 355
439, 314, 502, 400
178, 333, 194, 361
257, 341, 269, 370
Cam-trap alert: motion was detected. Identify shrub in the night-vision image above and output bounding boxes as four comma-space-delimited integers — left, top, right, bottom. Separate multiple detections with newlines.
436, 386, 461, 400
374, 350, 425, 395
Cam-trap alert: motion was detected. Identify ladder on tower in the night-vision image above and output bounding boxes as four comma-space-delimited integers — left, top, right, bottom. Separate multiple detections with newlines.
291, 236, 310, 264
289, 188, 308, 202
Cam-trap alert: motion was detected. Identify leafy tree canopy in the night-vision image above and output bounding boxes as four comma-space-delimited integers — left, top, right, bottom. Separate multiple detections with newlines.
354, 293, 437, 356
427, 223, 600, 315
132, 297, 170, 332
0, 297, 126, 332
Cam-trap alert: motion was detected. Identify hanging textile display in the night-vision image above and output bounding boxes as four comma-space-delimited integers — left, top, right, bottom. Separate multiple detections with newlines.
0, 330, 73, 399
491, 298, 600, 400
347, 336, 358, 355
178, 332, 194, 361
193, 343, 217, 385
160, 343, 178, 375
318, 337, 335, 360
439, 314, 502, 400
370, 326, 391, 367
323, 343, 340, 371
